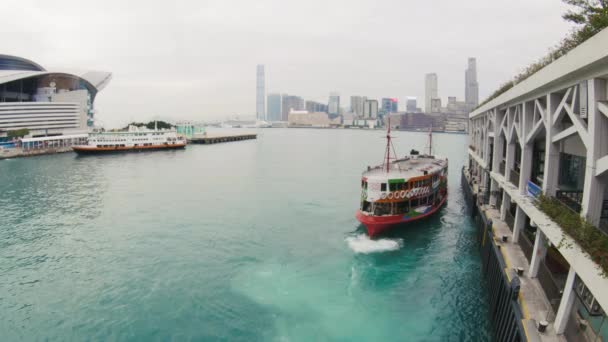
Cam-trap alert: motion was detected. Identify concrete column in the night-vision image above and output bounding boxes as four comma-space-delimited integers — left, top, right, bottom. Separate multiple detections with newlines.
512, 206, 525, 243
500, 192, 510, 221
519, 102, 535, 195
492, 111, 505, 173
529, 229, 547, 278
519, 145, 533, 195
554, 267, 577, 334
543, 93, 560, 196
490, 179, 499, 206
582, 78, 608, 226
505, 142, 515, 181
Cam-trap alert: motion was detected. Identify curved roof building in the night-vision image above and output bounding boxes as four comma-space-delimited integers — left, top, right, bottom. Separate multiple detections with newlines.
0, 54, 111, 137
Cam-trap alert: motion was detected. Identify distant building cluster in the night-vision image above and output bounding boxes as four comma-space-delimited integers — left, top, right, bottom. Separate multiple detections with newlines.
254, 58, 478, 131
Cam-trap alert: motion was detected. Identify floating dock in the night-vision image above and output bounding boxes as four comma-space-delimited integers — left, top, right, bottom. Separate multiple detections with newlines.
188, 133, 257, 145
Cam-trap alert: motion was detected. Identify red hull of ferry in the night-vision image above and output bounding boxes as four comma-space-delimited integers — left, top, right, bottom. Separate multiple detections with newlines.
356, 195, 447, 237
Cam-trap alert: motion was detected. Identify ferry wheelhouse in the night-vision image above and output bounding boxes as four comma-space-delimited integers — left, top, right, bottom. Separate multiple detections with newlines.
356, 126, 448, 237
72, 125, 186, 154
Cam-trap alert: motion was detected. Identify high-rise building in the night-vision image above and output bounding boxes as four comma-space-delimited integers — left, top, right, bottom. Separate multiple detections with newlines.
281, 94, 304, 121
363, 99, 378, 118
267, 93, 282, 121
425, 73, 438, 113
350, 96, 366, 116
305, 100, 328, 113
431, 98, 442, 113
465, 58, 479, 109
328, 92, 340, 116
381, 98, 398, 113
256, 64, 265, 120
406, 97, 417, 112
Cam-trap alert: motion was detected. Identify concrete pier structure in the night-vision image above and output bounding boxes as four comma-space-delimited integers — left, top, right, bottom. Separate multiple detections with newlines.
468, 27, 608, 341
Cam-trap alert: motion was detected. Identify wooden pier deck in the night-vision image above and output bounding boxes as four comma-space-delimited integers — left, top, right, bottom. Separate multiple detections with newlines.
188, 133, 257, 145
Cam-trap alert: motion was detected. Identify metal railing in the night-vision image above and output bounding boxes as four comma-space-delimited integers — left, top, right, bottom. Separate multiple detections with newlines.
555, 190, 583, 214
480, 227, 527, 341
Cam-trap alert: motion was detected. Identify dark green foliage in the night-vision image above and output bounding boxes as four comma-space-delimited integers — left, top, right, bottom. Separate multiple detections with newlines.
537, 195, 608, 277
477, 0, 608, 109
7, 128, 30, 138
124, 121, 174, 130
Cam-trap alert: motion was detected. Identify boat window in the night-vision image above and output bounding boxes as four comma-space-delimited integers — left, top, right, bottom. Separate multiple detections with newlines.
389, 183, 397, 191
411, 198, 419, 207
395, 201, 408, 214
381, 183, 387, 191
373, 203, 391, 216
361, 201, 371, 212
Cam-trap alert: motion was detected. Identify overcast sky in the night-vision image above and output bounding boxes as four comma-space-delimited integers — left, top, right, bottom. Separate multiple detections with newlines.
2, 0, 575, 127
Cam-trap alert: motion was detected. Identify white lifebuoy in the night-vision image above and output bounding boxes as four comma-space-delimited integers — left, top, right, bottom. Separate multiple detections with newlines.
400, 190, 406, 198
381, 193, 387, 199
388, 192, 394, 199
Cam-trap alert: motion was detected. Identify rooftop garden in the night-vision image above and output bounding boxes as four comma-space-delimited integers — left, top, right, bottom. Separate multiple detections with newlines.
478, 0, 608, 109
537, 194, 608, 278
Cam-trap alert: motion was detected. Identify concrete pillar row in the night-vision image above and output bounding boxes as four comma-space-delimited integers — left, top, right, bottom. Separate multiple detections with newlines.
554, 267, 577, 335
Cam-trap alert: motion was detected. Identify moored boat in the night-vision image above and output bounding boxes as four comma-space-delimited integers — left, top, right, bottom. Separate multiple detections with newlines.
72, 125, 186, 154
356, 125, 448, 237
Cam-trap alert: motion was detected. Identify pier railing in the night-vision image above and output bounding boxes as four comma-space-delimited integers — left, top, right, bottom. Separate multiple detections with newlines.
480, 222, 527, 341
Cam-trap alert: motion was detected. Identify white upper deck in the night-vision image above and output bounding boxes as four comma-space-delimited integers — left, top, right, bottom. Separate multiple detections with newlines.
363, 155, 448, 182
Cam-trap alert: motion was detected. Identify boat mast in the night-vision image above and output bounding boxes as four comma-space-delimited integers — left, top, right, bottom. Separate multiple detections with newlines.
384, 116, 392, 172
428, 125, 433, 156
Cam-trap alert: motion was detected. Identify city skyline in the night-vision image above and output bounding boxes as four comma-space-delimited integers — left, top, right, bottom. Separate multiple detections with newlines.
1, 0, 574, 127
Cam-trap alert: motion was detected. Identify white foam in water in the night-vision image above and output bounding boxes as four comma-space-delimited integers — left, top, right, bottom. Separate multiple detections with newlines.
346, 234, 403, 254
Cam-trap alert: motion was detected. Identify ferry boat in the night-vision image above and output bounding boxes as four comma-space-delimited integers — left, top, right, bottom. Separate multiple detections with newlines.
356, 124, 448, 237
72, 125, 186, 154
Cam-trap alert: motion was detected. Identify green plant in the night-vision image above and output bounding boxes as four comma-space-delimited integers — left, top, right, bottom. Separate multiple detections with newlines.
536, 195, 608, 277
7, 128, 30, 138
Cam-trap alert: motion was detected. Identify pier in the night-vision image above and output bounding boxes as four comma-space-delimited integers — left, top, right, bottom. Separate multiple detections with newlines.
188, 133, 257, 145
466, 27, 608, 341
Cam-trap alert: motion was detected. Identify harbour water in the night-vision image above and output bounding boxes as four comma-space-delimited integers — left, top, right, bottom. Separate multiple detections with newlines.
0, 128, 491, 341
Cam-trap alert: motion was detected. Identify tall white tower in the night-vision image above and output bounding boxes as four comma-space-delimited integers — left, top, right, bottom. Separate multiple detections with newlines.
425, 73, 438, 113
465, 58, 479, 109
256, 64, 265, 120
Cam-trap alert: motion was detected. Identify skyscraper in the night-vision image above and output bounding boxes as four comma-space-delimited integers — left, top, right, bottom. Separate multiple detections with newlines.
381, 98, 398, 113
267, 93, 282, 122
328, 92, 340, 116
465, 58, 479, 109
425, 73, 438, 113
363, 99, 378, 118
256, 65, 265, 120
281, 94, 304, 121
406, 97, 417, 112
350, 96, 366, 116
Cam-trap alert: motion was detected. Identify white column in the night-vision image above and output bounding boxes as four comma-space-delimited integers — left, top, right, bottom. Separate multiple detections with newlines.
529, 229, 547, 278
500, 192, 510, 221
581, 78, 607, 226
554, 267, 576, 334
512, 206, 525, 243
490, 179, 499, 206
543, 93, 560, 196
519, 144, 533, 195
505, 142, 514, 181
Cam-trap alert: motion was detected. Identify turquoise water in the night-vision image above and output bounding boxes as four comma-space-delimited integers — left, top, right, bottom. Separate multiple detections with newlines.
0, 129, 490, 341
